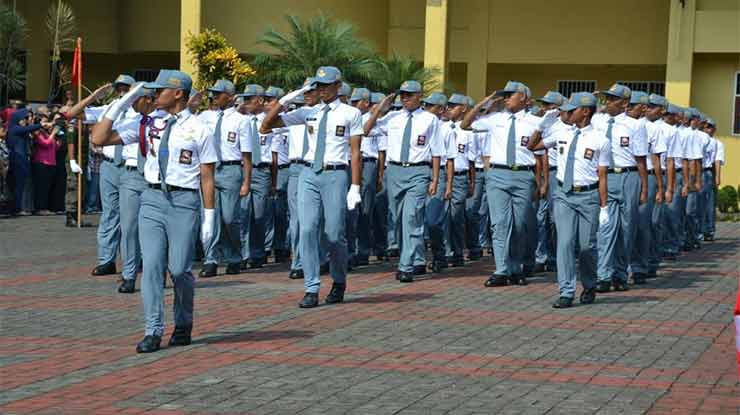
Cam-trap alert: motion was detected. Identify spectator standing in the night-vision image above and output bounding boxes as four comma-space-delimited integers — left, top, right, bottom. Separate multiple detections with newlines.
7, 108, 41, 215
30, 116, 61, 215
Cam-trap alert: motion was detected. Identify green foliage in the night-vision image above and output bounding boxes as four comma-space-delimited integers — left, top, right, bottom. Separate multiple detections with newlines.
367, 54, 441, 94
717, 185, 738, 213
45, 0, 77, 62
185, 29, 255, 92
0, 3, 28, 103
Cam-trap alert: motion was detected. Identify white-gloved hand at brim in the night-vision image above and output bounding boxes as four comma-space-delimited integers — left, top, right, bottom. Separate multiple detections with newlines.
103, 83, 147, 122
279, 85, 312, 106
598, 206, 609, 226
346, 184, 362, 210
201, 208, 215, 246
538, 108, 560, 131
69, 159, 82, 174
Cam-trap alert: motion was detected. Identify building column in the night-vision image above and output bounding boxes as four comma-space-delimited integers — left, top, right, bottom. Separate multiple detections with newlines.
466, 0, 489, 100
179, 0, 202, 79
423, 0, 448, 91
665, 0, 696, 107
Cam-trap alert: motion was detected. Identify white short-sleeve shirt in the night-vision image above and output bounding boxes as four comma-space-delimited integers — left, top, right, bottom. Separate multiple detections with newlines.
543, 123, 611, 186
450, 121, 478, 172
644, 118, 668, 170
542, 119, 575, 168
715, 140, 725, 165
271, 129, 290, 165
360, 112, 383, 159
592, 112, 648, 167
471, 109, 541, 167
683, 127, 704, 161
700, 132, 717, 168
371, 107, 444, 164
208, 107, 249, 162
84, 100, 120, 160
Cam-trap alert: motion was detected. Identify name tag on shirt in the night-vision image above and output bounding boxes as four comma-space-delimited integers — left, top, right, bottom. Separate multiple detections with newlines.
417, 135, 426, 146
335, 125, 346, 136
260, 136, 266, 145
308, 125, 315, 135
620, 136, 630, 147
583, 148, 594, 161
227, 132, 236, 143
520, 136, 530, 146
179, 149, 193, 165
457, 143, 466, 154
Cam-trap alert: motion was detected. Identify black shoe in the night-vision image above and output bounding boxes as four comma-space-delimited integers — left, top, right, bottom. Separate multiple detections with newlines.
354, 257, 370, 267
692, 242, 701, 250
273, 250, 289, 263
545, 263, 557, 272
168, 325, 192, 347
375, 253, 387, 262
289, 269, 304, 280
118, 279, 135, 294
430, 260, 447, 273
320, 263, 330, 275
612, 279, 629, 292
448, 257, 464, 267
386, 248, 400, 258
225, 263, 241, 275
240, 260, 249, 270
325, 283, 346, 304
413, 265, 427, 276
704, 234, 714, 242
136, 335, 161, 353
595, 281, 612, 293
65, 212, 78, 227
552, 297, 573, 309
248, 259, 264, 269
509, 274, 528, 286
91, 262, 116, 276
299, 292, 319, 308
681, 244, 692, 252
467, 250, 482, 261
484, 275, 508, 287
533, 263, 546, 273
632, 273, 647, 285
199, 263, 217, 278
646, 270, 657, 279
579, 288, 596, 304
399, 272, 414, 283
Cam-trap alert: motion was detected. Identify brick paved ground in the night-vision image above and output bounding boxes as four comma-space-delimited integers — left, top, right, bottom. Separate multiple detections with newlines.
0, 216, 738, 415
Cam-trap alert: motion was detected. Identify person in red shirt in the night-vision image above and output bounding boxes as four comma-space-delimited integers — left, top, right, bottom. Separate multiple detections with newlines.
31, 115, 62, 215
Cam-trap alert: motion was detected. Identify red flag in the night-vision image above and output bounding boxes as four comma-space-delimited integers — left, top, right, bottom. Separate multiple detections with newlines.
71, 39, 82, 87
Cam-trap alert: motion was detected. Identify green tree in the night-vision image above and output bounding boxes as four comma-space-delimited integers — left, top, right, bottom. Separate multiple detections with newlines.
45, 0, 77, 103
367, 54, 441, 94
249, 14, 375, 88
185, 28, 255, 92
0, 3, 27, 105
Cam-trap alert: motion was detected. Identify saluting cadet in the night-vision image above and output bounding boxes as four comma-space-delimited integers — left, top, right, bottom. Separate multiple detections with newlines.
698, 116, 717, 242
445, 94, 478, 266
238, 84, 274, 269
364, 81, 445, 283
465, 96, 491, 261
530, 92, 610, 308
461, 81, 543, 287
683, 108, 706, 251
592, 84, 649, 293
423, 92, 455, 273
187, 89, 202, 115
92, 70, 217, 353
532, 91, 567, 273
704, 118, 720, 241
264, 86, 290, 262
663, 104, 690, 260
628, 92, 667, 283
261, 66, 364, 307
199, 80, 253, 278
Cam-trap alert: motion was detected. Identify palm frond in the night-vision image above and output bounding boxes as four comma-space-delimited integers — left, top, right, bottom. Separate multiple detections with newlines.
45, 0, 77, 55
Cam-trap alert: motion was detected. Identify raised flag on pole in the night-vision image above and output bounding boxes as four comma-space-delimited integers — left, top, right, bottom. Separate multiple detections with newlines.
71, 39, 81, 87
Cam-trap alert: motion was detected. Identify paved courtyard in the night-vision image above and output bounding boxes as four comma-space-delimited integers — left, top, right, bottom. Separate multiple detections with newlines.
0, 216, 738, 415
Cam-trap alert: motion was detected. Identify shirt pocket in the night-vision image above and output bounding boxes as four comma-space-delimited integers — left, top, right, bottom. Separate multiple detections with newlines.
173, 140, 198, 166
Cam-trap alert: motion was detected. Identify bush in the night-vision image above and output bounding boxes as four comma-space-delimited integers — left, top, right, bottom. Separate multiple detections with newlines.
185, 29, 255, 92
717, 185, 738, 213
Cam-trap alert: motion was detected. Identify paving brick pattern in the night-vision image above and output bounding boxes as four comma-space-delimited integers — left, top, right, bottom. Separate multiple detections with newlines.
0, 216, 738, 414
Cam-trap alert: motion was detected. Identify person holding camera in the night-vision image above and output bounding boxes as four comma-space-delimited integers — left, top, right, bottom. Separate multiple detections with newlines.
31, 115, 62, 215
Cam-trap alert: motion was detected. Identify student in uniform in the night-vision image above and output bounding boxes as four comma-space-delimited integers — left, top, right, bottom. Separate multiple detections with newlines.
91, 70, 217, 353
704, 118, 720, 241
199, 80, 254, 278
461, 81, 543, 287
261, 66, 364, 307
263, 86, 289, 262
662, 104, 690, 260
683, 108, 706, 251
592, 84, 649, 292
698, 116, 717, 242
465, 96, 491, 261
370, 92, 391, 261
364, 81, 445, 283
530, 92, 610, 308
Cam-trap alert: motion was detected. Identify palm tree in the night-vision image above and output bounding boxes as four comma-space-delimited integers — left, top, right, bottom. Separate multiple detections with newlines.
367, 54, 442, 94
249, 14, 376, 88
45, 0, 77, 103
0, 3, 28, 105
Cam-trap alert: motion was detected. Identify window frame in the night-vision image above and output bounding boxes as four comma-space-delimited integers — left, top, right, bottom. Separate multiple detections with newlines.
556, 80, 597, 99
733, 71, 740, 136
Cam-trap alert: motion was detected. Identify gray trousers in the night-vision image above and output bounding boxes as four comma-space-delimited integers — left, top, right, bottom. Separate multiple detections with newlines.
373, 186, 389, 255
119, 168, 148, 281
269, 166, 289, 253
447, 173, 468, 259
465, 169, 486, 255
535, 170, 557, 266
649, 176, 666, 270
700, 170, 715, 236
241, 167, 271, 261
139, 188, 199, 336
629, 174, 657, 275
288, 163, 303, 270
685, 177, 701, 247
387, 164, 431, 272
204, 164, 243, 266
554, 186, 599, 298
665, 173, 685, 255
97, 160, 122, 265
298, 168, 348, 293
486, 168, 537, 276
597, 171, 640, 283
426, 169, 449, 261
349, 159, 378, 260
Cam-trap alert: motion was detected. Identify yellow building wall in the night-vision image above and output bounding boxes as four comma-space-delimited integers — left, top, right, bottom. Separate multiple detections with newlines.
717, 137, 740, 189
119, 0, 181, 53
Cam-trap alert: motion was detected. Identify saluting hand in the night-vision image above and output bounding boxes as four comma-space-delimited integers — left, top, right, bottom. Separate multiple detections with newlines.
93, 83, 113, 101
380, 93, 397, 112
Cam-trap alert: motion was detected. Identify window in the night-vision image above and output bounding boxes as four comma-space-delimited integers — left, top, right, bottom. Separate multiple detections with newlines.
734, 72, 740, 135
133, 69, 158, 82
557, 80, 597, 98
616, 81, 665, 96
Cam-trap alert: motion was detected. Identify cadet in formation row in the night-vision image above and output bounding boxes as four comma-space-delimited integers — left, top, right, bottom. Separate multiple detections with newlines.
68, 67, 724, 353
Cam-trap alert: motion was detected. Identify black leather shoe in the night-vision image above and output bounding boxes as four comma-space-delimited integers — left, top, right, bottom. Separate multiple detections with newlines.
430, 260, 447, 273
580, 288, 596, 304
484, 275, 508, 287
448, 257, 464, 267
199, 263, 217, 278
612, 279, 629, 291
467, 250, 482, 261
325, 283, 346, 304
386, 248, 400, 258
248, 259, 264, 269
552, 297, 573, 309
240, 260, 249, 270
395, 271, 403, 281
545, 263, 557, 272
273, 250, 289, 263
225, 263, 241, 275
680, 244, 692, 252
91, 262, 116, 276
646, 270, 657, 279
299, 292, 319, 308
136, 335, 161, 353
509, 274, 528, 286
168, 325, 192, 347
289, 269, 304, 280
533, 263, 546, 273
413, 265, 427, 275
704, 234, 714, 242
354, 257, 370, 267
399, 272, 414, 283
632, 273, 647, 285
118, 279, 135, 294
595, 281, 612, 293
320, 263, 330, 275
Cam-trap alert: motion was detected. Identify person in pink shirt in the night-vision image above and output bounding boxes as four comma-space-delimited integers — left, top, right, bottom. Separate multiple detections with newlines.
31, 115, 61, 215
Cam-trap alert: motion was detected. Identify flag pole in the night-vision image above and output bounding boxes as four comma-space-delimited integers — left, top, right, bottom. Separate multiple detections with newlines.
76, 37, 82, 228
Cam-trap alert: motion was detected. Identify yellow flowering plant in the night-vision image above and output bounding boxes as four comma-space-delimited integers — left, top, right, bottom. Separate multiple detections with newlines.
185, 29, 255, 91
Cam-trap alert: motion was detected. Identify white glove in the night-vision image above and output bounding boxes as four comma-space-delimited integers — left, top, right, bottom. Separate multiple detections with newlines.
538, 109, 560, 131
201, 208, 215, 246
279, 85, 311, 106
346, 184, 361, 210
69, 159, 82, 174
103, 83, 146, 122
598, 206, 609, 226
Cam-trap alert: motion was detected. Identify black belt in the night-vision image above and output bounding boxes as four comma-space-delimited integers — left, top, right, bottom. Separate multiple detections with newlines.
675, 167, 683, 173
290, 159, 309, 166
558, 181, 599, 192
102, 156, 120, 165
475, 167, 485, 172
220, 160, 242, 166
148, 183, 196, 192
607, 166, 638, 174
492, 164, 534, 172
647, 169, 654, 174
278, 164, 290, 170
253, 162, 271, 169
549, 166, 557, 171
308, 163, 347, 171
362, 157, 377, 163
454, 170, 468, 176
123, 165, 139, 171
389, 161, 430, 168
703, 167, 713, 172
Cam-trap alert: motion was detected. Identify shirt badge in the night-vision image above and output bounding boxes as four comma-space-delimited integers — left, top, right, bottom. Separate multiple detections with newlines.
620, 136, 630, 147
417, 135, 426, 146
179, 149, 192, 165
583, 148, 594, 161
520, 136, 530, 146
227, 131, 237, 143
335, 125, 346, 136
457, 143, 466, 154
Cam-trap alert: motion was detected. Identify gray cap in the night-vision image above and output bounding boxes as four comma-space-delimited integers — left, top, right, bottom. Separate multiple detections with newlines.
208, 79, 236, 95
314, 66, 342, 84
339, 82, 352, 97
238, 84, 265, 97
264, 86, 285, 98
144, 70, 192, 91
370, 92, 385, 104
448, 93, 467, 105
399, 80, 422, 93
113, 74, 135, 86
598, 83, 631, 99
495, 81, 530, 98
423, 92, 448, 106
350, 87, 371, 102
559, 92, 597, 111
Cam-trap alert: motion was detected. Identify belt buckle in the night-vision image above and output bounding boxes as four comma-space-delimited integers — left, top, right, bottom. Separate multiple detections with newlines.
614, 167, 623, 173
402, 162, 410, 167
573, 185, 583, 193
511, 165, 520, 171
